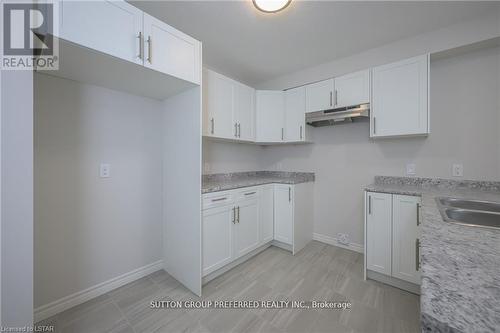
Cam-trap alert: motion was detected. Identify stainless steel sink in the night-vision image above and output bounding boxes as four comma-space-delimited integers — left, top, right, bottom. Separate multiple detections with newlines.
436, 197, 500, 229
438, 197, 500, 213
445, 208, 500, 229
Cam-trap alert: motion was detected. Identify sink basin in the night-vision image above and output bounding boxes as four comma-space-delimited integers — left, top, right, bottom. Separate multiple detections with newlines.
445, 208, 500, 229
438, 197, 500, 213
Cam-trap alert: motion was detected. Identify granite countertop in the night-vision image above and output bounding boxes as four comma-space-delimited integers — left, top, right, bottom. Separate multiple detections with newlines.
366, 176, 500, 333
202, 171, 315, 194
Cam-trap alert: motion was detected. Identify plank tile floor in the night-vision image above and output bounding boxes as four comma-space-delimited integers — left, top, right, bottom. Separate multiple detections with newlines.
37, 241, 420, 333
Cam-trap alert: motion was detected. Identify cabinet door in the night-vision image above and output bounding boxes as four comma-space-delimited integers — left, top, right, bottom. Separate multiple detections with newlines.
59, 0, 143, 65
334, 70, 370, 108
260, 185, 274, 244
234, 199, 260, 258
392, 195, 421, 285
143, 13, 201, 84
274, 185, 293, 245
371, 55, 429, 137
285, 86, 306, 142
202, 205, 234, 276
366, 192, 392, 275
235, 83, 255, 141
305, 79, 334, 112
256, 91, 285, 143
204, 69, 236, 139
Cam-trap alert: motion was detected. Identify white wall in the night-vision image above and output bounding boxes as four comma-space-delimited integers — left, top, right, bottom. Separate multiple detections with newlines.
259, 46, 500, 248
34, 74, 164, 308
202, 139, 265, 173
1, 70, 34, 326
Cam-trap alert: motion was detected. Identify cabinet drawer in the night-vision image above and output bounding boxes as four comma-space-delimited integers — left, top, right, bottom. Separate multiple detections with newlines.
236, 187, 261, 201
203, 191, 234, 209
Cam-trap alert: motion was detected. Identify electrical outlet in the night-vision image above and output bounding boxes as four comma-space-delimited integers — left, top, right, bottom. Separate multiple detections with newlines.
204, 162, 211, 173
99, 163, 110, 178
406, 163, 416, 176
337, 233, 350, 245
452, 163, 463, 177
276, 163, 283, 171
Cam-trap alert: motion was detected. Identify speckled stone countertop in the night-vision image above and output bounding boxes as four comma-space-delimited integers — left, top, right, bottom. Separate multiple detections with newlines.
202, 171, 315, 194
366, 176, 500, 333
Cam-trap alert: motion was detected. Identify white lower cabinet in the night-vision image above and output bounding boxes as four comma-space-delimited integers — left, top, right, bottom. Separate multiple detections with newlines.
392, 194, 421, 285
234, 194, 260, 258
202, 205, 234, 276
366, 192, 392, 275
202, 183, 313, 277
365, 191, 421, 288
260, 185, 275, 243
274, 184, 293, 245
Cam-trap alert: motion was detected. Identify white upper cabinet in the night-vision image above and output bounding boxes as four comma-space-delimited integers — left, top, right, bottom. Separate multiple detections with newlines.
371, 55, 429, 138
59, 0, 143, 65
285, 86, 307, 142
235, 83, 256, 141
305, 79, 335, 112
203, 69, 255, 141
392, 194, 421, 285
204, 69, 235, 139
256, 90, 285, 143
335, 70, 370, 108
59, 0, 201, 85
143, 13, 201, 84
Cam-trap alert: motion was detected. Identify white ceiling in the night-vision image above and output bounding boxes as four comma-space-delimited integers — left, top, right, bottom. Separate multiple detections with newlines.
132, 1, 499, 85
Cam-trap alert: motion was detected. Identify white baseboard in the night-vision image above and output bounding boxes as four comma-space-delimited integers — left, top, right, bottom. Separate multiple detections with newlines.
313, 233, 364, 254
34, 260, 163, 323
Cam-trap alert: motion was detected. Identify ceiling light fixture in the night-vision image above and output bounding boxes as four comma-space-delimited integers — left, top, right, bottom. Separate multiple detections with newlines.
253, 0, 291, 13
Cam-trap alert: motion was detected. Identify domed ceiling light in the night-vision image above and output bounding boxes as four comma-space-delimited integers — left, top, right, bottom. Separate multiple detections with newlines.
253, 0, 292, 13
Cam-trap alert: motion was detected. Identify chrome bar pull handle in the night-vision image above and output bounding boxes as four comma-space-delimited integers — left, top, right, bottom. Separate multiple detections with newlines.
288, 187, 291, 202
373, 117, 376, 135
237, 206, 240, 223
416, 238, 420, 271
232, 207, 236, 224
417, 203, 421, 226
329, 91, 333, 106
210, 118, 214, 134
211, 197, 227, 202
234, 123, 238, 137
300, 125, 303, 140
368, 195, 372, 214
238, 123, 241, 138
137, 32, 143, 60
147, 36, 152, 63
281, 128, 284, 141
334, 90, 338, 106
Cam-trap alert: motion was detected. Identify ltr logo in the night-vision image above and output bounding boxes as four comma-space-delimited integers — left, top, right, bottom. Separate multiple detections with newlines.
1, 1, 58, 70
3, 2, 53, 55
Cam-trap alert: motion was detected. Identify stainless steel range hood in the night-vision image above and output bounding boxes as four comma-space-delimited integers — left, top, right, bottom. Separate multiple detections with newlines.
306, 103, 370, 127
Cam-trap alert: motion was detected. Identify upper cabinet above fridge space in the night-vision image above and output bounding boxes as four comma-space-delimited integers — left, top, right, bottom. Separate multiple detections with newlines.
44, 0, 202, 99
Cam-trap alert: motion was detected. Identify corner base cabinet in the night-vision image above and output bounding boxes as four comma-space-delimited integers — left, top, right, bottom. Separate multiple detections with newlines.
364, 191, 421, 292
202, 182, 314, 278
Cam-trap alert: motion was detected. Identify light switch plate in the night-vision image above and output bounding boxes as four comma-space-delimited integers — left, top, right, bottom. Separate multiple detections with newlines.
452, 164, 463, 177
99, 164, 110, 178
406, 163, 416, 176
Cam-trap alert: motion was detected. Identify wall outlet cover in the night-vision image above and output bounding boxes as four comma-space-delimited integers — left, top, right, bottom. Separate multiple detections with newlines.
99, 163, 110, 178
452, 163, 464, 177
406, 163, 416, 176
204, 162, 211, 173
337, 233, 350, 245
